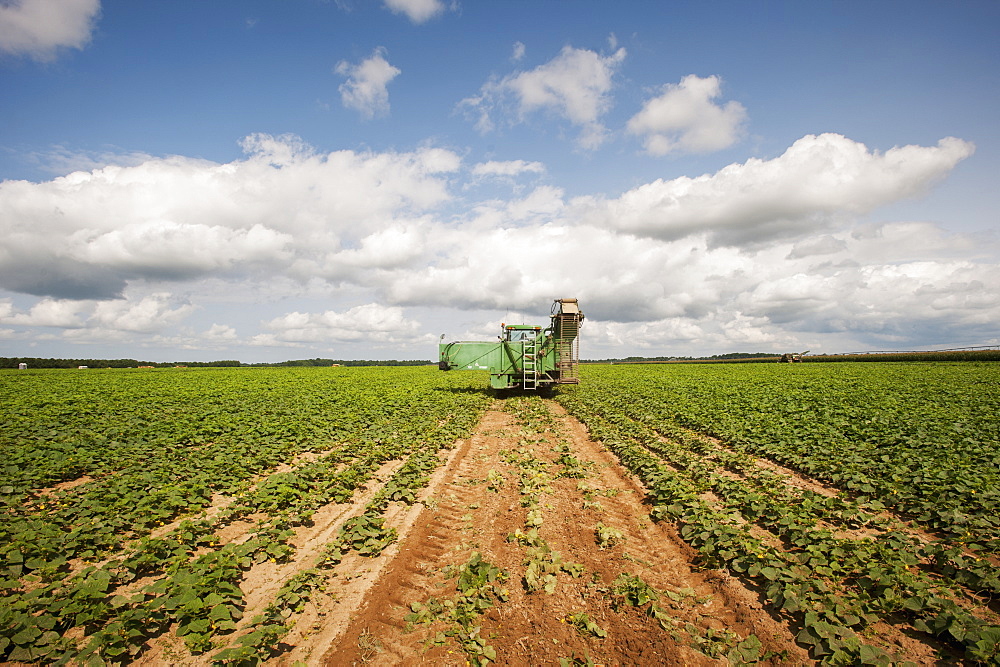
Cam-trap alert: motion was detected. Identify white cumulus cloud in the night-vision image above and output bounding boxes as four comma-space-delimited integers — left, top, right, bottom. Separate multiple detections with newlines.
71, 222, 294, 277
1, 298, 85, 328
204, 323, 238, 342
0, 134, 460, 300
261, 303, 423, 344
786, 235, 848, 259
89, 294, 195, 333
627, 74, 747, 155
0, 129, 988, 358
324, 223, 429, 273
577, 133, 975, 246
0, 0, 100, 61
382, 0, 445, 24
461, 45, 627, 149
471, 160, 545, 178
336, 47, 401, 119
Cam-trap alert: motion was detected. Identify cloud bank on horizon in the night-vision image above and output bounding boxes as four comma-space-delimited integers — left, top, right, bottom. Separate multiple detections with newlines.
0, 0, 997, 361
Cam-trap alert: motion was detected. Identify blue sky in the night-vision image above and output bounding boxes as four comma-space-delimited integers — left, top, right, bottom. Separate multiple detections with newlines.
1, 0, 997, 361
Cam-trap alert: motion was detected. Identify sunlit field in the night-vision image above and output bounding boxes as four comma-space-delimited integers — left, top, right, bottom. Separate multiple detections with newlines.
2, 363, 998, 663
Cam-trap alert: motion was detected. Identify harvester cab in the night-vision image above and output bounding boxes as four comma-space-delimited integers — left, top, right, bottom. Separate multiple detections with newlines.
438, 298, 584, 391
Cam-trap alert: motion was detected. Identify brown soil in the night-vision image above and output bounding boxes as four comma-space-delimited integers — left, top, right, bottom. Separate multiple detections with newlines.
309, 401, 809, 666
25, 474, 95, 504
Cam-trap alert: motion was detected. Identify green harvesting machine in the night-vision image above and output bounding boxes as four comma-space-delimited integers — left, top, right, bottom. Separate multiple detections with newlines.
438, 298, 584, 391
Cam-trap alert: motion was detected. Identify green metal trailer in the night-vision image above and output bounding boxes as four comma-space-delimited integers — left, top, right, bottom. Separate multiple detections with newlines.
438, 298, 584, 391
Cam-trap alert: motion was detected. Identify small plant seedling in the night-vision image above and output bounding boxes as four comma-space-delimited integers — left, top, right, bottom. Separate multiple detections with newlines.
486, 469, 504, 492
566, 612, 607, 639
612, 573, 660, 607
405, 553, 508, 666
595, 524, 624, 549
559, 653, 597, 667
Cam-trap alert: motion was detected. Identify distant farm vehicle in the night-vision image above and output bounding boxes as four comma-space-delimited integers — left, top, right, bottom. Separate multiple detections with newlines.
439, 298, 584, 391
779, 350, 809, 363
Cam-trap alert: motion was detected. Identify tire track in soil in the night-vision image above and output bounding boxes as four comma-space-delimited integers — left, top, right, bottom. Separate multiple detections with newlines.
321, 400, 809, 666
278, 438, 477, 665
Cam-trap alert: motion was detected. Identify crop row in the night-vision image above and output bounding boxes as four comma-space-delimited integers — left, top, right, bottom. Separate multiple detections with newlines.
0, 366, 490, 663
558, 364, 1000, 664
572, 363, 1000, 551
609, 395, 1000, 599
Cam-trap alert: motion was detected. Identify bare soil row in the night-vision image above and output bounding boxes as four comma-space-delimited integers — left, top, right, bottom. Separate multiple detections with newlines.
316, 400, 807, 665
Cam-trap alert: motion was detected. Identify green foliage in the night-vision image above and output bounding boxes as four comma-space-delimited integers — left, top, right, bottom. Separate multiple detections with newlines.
486, 469, 504, 493
565, 612, 606, 638
212, 569, 326, 664
337, 514, 398, 557
0, 366, 491, 663
594, 524, 624, 549
611, 573, 659, 608
405, 552, 508, 666
558, 362, 1000, 663
522, 543, 585, 594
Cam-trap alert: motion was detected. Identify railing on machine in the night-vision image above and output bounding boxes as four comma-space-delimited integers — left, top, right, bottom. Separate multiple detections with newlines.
554, 313, 580, 384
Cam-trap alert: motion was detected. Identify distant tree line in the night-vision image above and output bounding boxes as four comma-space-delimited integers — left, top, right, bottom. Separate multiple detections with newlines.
585, 352, 780, 363
3, 357, 432, 369
8, 349, 996, 371
251, 358, 432, 367
801, 350, 1000, 363
2, 357, 241, 369
586, 350, 1000, 364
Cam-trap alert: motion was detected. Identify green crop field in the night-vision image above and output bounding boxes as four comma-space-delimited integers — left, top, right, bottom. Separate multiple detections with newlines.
559, 362, 1000, 663
0, 366, 491, 663
1, 362, 998, 664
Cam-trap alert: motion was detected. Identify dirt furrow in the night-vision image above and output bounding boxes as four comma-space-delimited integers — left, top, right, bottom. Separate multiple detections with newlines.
278, 434, 480, 664
319, 400, 807, 665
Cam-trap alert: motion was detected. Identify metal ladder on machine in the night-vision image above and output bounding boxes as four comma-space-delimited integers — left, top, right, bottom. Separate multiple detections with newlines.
522, 332, 538, 390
